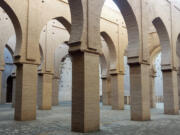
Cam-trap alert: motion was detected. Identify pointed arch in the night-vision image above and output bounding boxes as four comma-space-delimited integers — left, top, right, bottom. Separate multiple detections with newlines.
55, 17, 71, 34
113, 0, 140, 59
152, 17, 171, 66
67, 0, 83, 44
5, 44, 14, 57
101, 32, 117, 70
99, 54, 108, 77
0, 1, 22, 57
39, 44, 44, 65
176, 34, 180, 58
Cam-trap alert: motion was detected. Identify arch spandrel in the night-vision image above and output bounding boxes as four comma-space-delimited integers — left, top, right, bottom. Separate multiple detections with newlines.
33, 0, 71, 69
36, 0, 71, 35
38, 18, 71, 73
2, 0, 72, 64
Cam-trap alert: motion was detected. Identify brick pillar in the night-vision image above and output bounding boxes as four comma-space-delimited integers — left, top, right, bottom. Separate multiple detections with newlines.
102, 77, 111, 105
14, 63, 38, 121
127, 96, 130, 105
110, 72, 124, 110
162, 69, 179, 115
124, 96, 127, 104
38, 73, 53, 110
71, 51, 100, 133
12, 75, 16, 107
149, 70, 156, 108
52, 76, 60, 106
177, 70, 180, 109
130, 63, 151, 121
107, 77, 112, 105
125, 96, 131, 105
0, 70, 3, 104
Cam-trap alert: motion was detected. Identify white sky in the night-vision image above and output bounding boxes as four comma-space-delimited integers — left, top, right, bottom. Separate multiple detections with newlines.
104, 0, 119, 11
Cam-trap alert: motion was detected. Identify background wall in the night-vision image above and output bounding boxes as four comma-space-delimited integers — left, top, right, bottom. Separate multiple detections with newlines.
154, 53, 163, 96
59, 55, 72, 102
124, 56, 130, 96
1, 47, 14, 103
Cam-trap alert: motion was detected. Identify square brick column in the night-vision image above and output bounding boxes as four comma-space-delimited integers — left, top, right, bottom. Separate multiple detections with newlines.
110, 73, 124, 110
12, 76, 16, 107
14, 64, 37, 121
130, 63, 151, 121
38, 73, 53, 110
107, 78, 112, 105
102, 77, 111, 105
177, 70, 180, 109
124, 96, 131, 105
149, 73, 156, 108
162, 69, 179, 115
52, 76, 60, 106
71, 51, 100, 133
0, 70, 2, 104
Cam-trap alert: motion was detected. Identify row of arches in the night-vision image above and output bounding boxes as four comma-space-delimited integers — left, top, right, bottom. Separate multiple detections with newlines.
0, 0, 180, 133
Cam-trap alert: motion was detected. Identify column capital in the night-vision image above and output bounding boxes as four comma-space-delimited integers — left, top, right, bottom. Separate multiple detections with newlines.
109, 69, 118, 75
101, 75, 107, 79
38, 71, 54, 76
109, 69, 125, 75
14, 60, 40, 66
128, 59, 150, 66
161, 65, 177, 72
53, 75, 60, 79
0, 65, 5, 71
11, 72, 16, 78
150, 74, 157, 78
68, 42, 100, 56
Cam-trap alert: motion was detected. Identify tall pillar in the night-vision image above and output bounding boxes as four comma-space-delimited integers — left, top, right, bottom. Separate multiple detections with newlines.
0, 70, 3, 104
38, 72, 53, 110
102, 76, 111, 105
177, 70, 180, 109
149, 69, 156, 108
110, 72, 124, 110
107, 77, 112, 105
162, 68, 179, 115
130, 63, 151, 121
71, 51, 100, 133
12, 75, 16, 107
52, 76, 60, 106
15, 63, 38, 121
